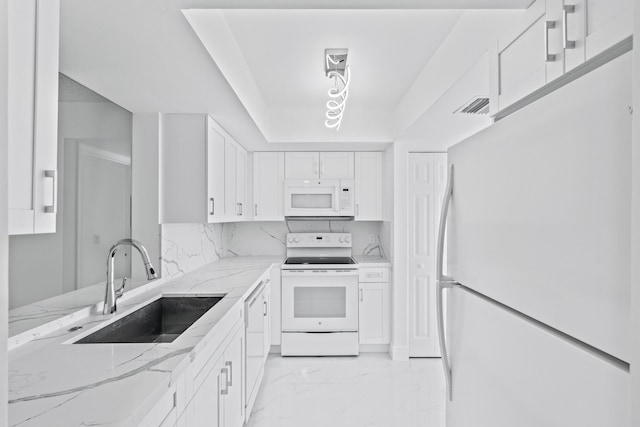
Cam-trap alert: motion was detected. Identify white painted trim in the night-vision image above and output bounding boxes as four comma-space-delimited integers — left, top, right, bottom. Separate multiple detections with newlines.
182, 0, 533, 9
360, 344, 389, 353
0, 0, 9, 421
390, 345, 410, 361
78, 143, 131, 166
630, 3, 640, 425
75, 141, 132, 290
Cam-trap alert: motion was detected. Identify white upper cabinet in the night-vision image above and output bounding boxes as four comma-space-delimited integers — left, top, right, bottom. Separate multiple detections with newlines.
492, 0, 631, 115
224, 139, 247, 220
285, 152, 354, 180
224, 140, 237, 219
582, 0, 632, 60
207, 122, 226, 223
354, 152, 383, 221
253, 152, 285, 221
494, 0, 562, 111
236, 148, 247, 220
318, 152, 354, 179
284, 152, 319, 179
161, 114, 246, 224
8, 0, 60, 235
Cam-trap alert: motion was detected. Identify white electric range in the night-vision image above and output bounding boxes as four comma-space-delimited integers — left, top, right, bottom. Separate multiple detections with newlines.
280, 233, 359, 356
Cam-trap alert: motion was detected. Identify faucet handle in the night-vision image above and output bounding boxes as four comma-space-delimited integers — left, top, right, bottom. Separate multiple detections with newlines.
116, 276, 127, 299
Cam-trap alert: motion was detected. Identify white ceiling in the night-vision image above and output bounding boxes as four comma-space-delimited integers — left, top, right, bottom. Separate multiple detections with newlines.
184, 10, 463, 143
59, 0, 529, 150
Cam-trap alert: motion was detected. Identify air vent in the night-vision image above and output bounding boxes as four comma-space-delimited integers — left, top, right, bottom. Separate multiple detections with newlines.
455, 96, 490, 115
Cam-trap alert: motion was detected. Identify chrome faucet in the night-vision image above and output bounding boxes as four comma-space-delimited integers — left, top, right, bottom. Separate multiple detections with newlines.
103, 238, 158, 314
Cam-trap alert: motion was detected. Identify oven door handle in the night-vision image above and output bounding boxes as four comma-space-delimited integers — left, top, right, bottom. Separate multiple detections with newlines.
281, 269, 359, 276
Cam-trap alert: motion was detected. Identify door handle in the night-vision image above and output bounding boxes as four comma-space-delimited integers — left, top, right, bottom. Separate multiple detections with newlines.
359, 288, 363, 302
545, 20, 556, 62
220, 367, 229, 395
436, 164, 458, 401
209, 198, 215, 216
44, 170, 57, 213
225, 361, 233, 386
563, 5, 576, 49
255, 204, 258, 217
264, 300, 268, 316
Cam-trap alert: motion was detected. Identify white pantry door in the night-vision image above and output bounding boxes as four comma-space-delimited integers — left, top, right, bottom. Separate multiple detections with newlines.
408, 153, 447, 357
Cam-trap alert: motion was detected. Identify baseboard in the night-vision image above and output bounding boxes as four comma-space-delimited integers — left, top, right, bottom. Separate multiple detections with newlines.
359, 344, 390, 353
390, 345, 410, 361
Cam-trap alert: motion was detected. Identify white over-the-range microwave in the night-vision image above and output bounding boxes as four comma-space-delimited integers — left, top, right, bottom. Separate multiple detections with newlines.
284, 179, 354, 219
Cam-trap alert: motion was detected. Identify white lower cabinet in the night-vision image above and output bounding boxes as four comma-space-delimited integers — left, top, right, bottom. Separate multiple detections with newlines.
358, 268, 390, 345
175, 322, 244, 427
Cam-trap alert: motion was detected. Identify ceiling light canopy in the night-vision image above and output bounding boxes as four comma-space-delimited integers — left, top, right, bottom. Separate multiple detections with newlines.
324, 48, 350, 130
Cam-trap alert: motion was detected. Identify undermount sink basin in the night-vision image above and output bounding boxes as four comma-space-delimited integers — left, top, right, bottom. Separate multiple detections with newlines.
75, 296, 224, 344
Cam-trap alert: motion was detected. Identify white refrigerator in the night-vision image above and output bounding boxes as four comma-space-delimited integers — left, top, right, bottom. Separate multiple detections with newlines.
437, 51, 632, 426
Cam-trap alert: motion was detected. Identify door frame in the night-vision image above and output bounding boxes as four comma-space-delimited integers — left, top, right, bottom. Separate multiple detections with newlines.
75, 141, 131, 289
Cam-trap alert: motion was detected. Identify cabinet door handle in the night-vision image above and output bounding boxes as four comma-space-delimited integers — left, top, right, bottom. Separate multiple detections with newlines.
225, 361, 233, 387
263, 300, 267, 316
359, 288, 363, 302
545, 20, 556, 62
209, 198, 215, 216
314, 161, 319, 177
356, 203, 360, 217
255, 204, 258, 217
44, 170, 57, 213
321, 162, 325, 176
221, 367, 229, 395
240, 203, 243, 216
563, 5, 576, 49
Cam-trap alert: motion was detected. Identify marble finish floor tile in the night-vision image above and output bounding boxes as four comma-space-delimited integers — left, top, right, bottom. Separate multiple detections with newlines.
246, 354, 445, 427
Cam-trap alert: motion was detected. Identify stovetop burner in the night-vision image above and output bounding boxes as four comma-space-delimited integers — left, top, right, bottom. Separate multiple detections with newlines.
284, 256, 356, 265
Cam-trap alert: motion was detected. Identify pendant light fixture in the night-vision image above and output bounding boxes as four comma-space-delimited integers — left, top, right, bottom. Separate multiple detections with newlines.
324, 48, 350, 130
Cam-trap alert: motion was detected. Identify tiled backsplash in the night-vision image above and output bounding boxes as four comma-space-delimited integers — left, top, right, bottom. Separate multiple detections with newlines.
161, 221, 386, 280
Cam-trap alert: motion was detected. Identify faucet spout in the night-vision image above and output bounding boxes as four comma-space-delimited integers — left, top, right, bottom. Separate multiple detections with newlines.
103, 238, 158, 314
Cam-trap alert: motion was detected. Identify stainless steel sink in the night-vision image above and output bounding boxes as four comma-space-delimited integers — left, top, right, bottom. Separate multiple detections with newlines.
75, 296, 224, 344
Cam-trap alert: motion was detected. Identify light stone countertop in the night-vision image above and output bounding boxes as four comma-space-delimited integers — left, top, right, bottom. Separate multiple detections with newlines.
353, 255, 392, 268
8, 256, 282, 427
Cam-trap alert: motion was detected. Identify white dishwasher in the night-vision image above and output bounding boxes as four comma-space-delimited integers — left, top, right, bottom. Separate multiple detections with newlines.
245, 279, 269, 417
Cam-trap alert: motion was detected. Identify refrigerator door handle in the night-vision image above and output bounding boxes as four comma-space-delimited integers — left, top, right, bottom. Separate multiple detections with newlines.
437, 281, 456, 401
436, 164, 458, 401
437, 164, 454, 284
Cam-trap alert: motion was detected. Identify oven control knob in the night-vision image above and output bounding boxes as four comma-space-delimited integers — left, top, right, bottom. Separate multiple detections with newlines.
294, 237, 300, 243
345, 236, 351, 243
338, 237, 344, 243
288, 236, 294, 243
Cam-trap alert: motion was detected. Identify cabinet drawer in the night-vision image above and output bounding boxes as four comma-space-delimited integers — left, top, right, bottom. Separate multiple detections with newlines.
358, 268, 389, 283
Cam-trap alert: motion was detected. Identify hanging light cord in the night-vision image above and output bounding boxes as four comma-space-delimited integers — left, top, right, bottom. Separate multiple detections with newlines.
325, 55, 350, 130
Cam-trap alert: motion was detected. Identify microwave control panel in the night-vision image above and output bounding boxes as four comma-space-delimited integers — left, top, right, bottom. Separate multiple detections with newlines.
339, 184, 353, 210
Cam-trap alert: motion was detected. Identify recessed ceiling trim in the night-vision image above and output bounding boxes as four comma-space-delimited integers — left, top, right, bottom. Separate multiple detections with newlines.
183, 0, 534, 10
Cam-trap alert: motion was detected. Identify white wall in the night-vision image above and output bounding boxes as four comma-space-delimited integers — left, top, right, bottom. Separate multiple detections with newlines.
132, 114, 161, 280
9, 97, 132, 308
631, 2, 640, 424
0, 0, 9, 423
